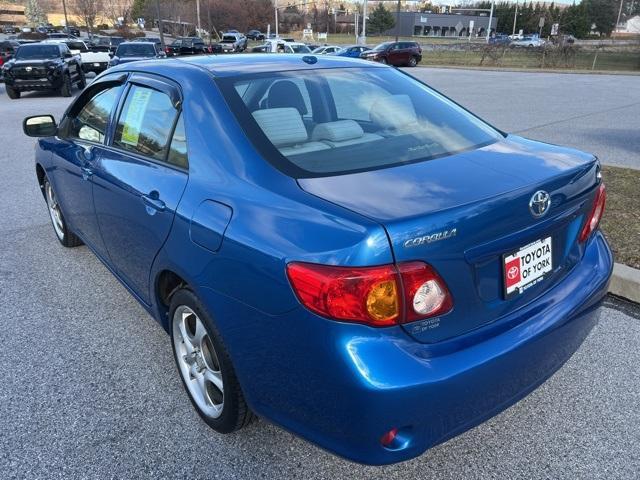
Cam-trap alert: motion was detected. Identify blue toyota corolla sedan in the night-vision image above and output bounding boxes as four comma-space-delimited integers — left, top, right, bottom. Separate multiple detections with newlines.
23, 54, 612, 465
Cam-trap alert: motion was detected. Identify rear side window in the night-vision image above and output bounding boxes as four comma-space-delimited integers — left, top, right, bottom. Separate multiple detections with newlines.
167, 114, 188, 169
69, 86, 123, 143
113, 85, 178, 161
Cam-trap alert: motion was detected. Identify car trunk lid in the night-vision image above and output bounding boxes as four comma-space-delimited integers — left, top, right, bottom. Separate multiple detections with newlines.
298, 136, 599, 343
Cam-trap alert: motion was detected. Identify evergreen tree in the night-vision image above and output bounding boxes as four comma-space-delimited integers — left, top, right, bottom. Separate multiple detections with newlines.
367, 3, 395, 35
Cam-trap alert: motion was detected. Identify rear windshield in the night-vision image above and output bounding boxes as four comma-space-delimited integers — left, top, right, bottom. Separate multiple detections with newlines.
67, 41, 88, 52
116, 43, 155, 57
15, 45, 59, 59
217, 67, 502, 177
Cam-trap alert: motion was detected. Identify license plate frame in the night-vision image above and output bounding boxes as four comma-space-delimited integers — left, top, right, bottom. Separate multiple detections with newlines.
503, 237, 553, 299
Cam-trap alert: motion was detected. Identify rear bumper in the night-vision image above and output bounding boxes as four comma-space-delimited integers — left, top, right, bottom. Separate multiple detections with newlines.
199, 232, 612, 465
82, 63, 108, 73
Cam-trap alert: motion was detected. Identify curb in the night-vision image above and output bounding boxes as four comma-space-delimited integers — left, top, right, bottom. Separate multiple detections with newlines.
413, 65, 640, 76
609, 263, 640, 304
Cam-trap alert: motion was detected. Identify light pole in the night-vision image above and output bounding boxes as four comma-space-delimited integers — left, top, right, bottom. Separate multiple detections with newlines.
196, 0, 201, 35
486, 0, 494, 43
155, 0, 165, 50
61, 0, 68, 29
615, 0, 625, 35
395, 0, 401, 42
512, 0, 519, 36
275, 0, 279, 38
361, 0, 367, 45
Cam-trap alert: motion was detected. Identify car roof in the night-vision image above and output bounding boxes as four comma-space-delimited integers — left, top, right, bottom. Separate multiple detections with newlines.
120, 41, 155, 45
178, 53, 384, 77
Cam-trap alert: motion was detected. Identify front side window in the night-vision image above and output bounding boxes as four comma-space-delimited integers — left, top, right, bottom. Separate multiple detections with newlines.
69, 86, 123, 143
218, 68, 502, 177
113, 85, 177, 161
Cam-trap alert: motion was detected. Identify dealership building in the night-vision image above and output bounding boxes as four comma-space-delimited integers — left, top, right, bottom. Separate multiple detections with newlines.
384, 12, 498, 38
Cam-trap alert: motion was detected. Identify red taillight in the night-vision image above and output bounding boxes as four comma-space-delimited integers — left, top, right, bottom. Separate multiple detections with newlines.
579, 183, 606, 243
286, 261, 452, 327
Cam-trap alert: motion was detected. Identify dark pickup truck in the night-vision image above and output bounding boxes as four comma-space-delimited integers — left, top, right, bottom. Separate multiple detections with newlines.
2, 43, 85, 99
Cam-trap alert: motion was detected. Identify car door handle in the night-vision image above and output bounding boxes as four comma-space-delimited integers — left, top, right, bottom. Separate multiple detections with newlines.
81, 166, 93, 180
141, 192, 166, 212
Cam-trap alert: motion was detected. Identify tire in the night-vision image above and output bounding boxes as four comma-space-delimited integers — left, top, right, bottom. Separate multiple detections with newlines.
76, 68, 86, 89
5, 85, 20, 99
379, 57, 388, 65
60, 73, 72, 97
43, 177, 83, 247
408, 56, 418, 67
170, 288, 254, 433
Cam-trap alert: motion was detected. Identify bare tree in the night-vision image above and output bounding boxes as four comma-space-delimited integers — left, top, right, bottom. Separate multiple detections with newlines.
105, 0, 135, 27
72, 0, 104, 36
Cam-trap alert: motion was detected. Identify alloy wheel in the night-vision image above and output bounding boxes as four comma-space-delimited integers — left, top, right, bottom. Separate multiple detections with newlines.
45, 181, 65, 240
173, 305, 224, 418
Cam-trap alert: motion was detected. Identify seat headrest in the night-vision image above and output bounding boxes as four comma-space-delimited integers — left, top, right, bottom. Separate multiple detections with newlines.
369, 94, 417, 131
312, 120, 364, 143
252, 108, 308, 147
266, 80, 308, 116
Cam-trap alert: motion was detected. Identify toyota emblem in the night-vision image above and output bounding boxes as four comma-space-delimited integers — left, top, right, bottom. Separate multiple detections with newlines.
507, 266, 519, 280
529, 190, 551, 218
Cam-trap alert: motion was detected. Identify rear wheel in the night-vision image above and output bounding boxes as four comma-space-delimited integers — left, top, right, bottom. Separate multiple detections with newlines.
408, 56, 418, 67
5, 85, 20, 99
170, 289, 254, 433
43, 177, 83, 247
60, 74, 72, 97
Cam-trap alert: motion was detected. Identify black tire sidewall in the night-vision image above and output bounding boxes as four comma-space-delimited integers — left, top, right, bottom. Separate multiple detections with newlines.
43, 177, 82, 247
169, 288, 247, 433
60, 74, 72, 97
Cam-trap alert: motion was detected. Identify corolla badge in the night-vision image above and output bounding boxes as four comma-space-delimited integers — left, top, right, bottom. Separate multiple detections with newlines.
529, 190, 551, 218
404, 228, 457, 248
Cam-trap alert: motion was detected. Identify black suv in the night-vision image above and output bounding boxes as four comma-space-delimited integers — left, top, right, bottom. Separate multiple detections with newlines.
167, 37, 207, 55
246, 30, 265, 41
2, 43, 85, 99
90, 36, 125, 54
360, 41, 422, 67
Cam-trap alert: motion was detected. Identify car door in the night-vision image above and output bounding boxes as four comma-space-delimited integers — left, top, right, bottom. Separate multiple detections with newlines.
91, 75, 189, 304
50, 74, 126, 257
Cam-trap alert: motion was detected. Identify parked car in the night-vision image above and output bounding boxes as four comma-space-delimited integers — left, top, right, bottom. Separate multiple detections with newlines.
167, 37, 208, 55
20, 26, 32, 33
332, 45, 370, 58
246, 29, 265, 41
218, 33, 248, 53
62, 26, 81, 37
108, 41, 166, 67
360, 41, 422, 67
90, 35, 125, 54
22, 54, 611, 466
2, 25, 17, 34
0, 40, 19, 80
311, 45, 342, 55
489, 33, 511, 45
44, 39, 110, 74
510, 36, 545, 48
48, 32, 76, 40
2, 42, 84, 98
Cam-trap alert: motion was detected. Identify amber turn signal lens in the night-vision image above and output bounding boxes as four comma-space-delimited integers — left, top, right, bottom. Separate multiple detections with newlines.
366, 280, 399, 322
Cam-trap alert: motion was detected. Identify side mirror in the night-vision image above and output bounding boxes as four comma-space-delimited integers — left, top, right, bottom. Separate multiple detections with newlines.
108, 52, 114, 58
64, 52, 73, 58
23, 115, 57, 137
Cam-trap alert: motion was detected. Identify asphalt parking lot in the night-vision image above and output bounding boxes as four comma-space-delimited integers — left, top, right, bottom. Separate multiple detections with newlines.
1, 69, 639, 479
